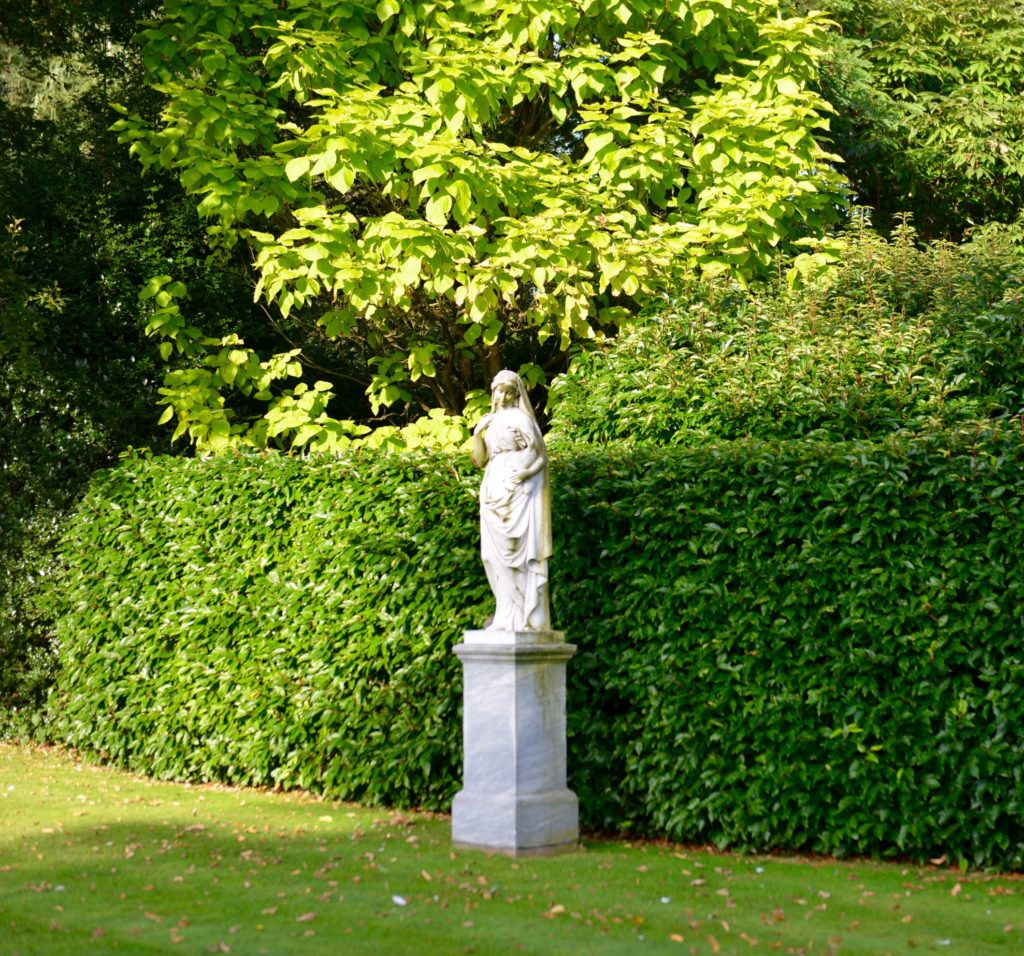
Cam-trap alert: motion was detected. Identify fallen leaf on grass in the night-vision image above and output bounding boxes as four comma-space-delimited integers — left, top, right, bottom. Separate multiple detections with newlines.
545, 904, 566, 918
296, 912, 317, 923
707, 934, 721, 954
950, 883, 962, 897
670, 933, 684, 943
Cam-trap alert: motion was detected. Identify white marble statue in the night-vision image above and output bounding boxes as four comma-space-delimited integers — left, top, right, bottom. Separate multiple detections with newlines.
471, 370, 552, 632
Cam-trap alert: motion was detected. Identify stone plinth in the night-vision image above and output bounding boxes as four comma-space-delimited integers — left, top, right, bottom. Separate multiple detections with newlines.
452, 630, 578, 856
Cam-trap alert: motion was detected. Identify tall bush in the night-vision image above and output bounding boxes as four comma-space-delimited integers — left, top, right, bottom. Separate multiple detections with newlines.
548, 220, 1024, 445
559, 427, 1024, 867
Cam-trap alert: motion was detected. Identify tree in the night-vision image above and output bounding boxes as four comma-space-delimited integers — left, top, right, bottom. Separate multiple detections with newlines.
803, 0, 1024, 239
113, 0, 847, 452
0, 1, 270, 731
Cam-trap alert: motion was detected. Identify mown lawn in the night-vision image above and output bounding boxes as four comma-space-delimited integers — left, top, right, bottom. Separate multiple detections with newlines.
1, 743, 1021, 955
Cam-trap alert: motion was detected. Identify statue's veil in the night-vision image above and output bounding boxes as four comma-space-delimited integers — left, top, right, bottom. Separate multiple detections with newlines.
490, 369, 542, 436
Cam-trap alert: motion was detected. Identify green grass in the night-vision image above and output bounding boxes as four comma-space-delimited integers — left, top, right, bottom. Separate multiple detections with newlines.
1, 744, 1022, 955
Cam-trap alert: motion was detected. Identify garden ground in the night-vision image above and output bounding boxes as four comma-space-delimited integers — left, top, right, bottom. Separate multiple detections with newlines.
1, 743, 1022, 955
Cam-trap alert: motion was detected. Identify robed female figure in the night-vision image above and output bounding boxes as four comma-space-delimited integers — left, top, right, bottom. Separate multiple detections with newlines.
471, 370, 552, 632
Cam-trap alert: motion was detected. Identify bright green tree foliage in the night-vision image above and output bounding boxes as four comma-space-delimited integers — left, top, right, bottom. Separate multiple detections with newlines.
114, 0, 846, 452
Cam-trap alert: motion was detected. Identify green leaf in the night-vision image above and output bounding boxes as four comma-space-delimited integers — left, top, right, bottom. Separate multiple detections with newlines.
776, 76, 801, 97
285, 157, 311, 181
139, 275, 171, 301
376, 0, 400, 22
581, 129, 615, 165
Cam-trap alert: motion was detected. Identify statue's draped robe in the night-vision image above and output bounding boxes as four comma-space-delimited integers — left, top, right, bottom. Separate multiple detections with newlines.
479, 406, 551, 631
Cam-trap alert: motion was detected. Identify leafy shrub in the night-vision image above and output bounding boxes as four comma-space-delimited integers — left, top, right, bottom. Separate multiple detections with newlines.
50, 451, 488, 809
548, 220, 1024, 445
560, 425, 1024, 867
50, 426, 1024, 867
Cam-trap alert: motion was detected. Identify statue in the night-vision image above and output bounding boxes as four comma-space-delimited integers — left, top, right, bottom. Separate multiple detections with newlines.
471, 370, 552, 631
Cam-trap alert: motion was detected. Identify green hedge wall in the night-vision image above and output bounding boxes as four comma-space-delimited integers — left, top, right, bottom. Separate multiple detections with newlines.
559, 426, 1024, 868
51, 452, 487, 809
51, 425, 1024, 866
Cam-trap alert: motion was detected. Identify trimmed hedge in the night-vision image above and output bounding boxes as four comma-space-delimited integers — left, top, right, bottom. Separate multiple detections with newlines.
51, 425, 1024, 866
50, 452, 487, 809
560, 425, 1024, 868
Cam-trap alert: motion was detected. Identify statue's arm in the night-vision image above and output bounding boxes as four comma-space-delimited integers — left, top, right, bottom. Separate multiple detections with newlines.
471, 414, 492, 468
514, 429, 547, 482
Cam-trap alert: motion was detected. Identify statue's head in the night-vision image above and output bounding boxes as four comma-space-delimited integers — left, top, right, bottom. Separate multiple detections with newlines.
490, 370, 522, 409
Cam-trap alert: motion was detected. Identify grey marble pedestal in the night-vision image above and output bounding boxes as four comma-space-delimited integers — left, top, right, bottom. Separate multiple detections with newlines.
451, 630, 579, 856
